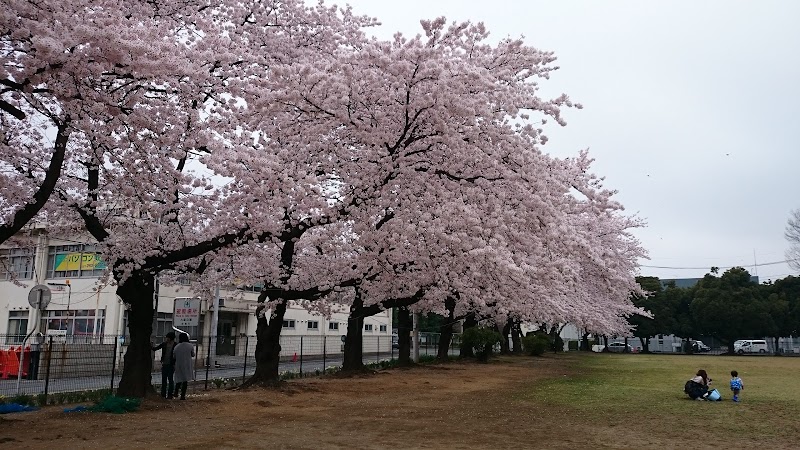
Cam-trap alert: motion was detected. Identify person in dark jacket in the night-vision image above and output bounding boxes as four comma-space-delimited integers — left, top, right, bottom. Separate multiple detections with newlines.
684, 369, 712, 400
152, 331, 177, 399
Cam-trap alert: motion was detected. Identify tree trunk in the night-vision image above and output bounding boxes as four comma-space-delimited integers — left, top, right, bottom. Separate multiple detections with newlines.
602, 335, 610, 352
774, 336, 781, 355
116, 271, 157, 398
437, 297, 456, 360
343, 294, 365, 371
639, 337, 651, 353
623, 337, 630, 353
511, 321, 522, 354
580, 333, 590, 351
243, 298, 287, 386
499, 320, 511, 355
397, 307, 412, 366
460, 313, 477, 358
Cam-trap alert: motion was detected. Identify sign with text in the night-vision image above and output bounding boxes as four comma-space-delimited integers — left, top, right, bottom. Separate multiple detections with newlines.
54, 252, 106, 271
173, 298, 201, 327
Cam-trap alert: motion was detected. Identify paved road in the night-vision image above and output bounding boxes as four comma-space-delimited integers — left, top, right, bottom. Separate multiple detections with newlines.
0, 347, 456, 397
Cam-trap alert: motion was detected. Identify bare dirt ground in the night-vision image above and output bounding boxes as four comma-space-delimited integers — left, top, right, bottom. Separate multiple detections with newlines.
0, 355, 781, 449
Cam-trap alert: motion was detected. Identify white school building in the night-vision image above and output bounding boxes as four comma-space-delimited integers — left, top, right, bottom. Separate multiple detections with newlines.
1, 228, 392, 358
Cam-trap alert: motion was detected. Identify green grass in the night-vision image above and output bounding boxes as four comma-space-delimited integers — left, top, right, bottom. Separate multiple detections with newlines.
517, 353, 800, 445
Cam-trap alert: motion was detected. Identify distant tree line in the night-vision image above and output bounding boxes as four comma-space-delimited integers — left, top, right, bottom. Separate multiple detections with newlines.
629, 268, 800, 354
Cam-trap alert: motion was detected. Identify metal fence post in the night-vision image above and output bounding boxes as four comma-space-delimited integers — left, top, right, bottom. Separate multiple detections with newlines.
205, 334, 212, 390
242, 336, 249, 382
377, 336, 380, 364
43, 335, 53, 397
110, 335, 118, 394
299, 336, 303, 377
322, 336, 326, 373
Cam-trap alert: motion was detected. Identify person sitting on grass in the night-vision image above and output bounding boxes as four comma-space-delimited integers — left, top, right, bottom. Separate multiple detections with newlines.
684, 369, 712, 400
730, 370, 744, 402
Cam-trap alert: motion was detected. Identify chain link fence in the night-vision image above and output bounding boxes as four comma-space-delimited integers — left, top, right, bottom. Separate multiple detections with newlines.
0, 332, 461, 400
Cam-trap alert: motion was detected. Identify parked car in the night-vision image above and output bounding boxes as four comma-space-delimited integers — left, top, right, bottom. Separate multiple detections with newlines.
691, 341, 711, 352
734, 339, 768, 354
606, 342, 633, 353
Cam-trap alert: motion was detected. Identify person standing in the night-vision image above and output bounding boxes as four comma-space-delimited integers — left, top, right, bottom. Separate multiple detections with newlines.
172, 333, 195, 400
151, 332, 176, 399
730, 370, 744, 402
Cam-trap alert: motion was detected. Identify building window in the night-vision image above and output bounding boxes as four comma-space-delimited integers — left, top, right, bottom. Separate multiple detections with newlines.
0, 248, 35, 280
238, 283, 263, 292
46, 244, 106, 278
282, 319, 295, 329
40, 309, 105, 339
6, 311, 28, 344
364, 324, 373, 332
328, 322, 339, 331
308, 321, 319, 330
379, 325, 387, 333
155, 313, 173, 339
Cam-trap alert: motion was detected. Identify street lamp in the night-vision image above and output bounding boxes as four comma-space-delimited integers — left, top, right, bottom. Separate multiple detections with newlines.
47, 280, 71, 334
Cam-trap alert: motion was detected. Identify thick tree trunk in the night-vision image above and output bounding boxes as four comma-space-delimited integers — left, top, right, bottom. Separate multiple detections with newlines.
244, 298, 287, 386
460, 313, 477, 358
437, 296, 456, 360
511, 321, 522, 354
639, 337, 651, 353
623, 337, 630, 353
774, 336, 781, 355
116, 271, 157, 398
343, 295, 365, 371
397, 307, 412, 366
602, 336, 610, 352
498, 320, 511, 355
580, 333, 590, 351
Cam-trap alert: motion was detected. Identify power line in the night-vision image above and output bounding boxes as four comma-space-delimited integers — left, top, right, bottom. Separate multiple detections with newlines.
640, 258, 797, 270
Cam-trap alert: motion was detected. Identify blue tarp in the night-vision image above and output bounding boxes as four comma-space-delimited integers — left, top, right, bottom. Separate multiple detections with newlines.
0, 403, 39, 414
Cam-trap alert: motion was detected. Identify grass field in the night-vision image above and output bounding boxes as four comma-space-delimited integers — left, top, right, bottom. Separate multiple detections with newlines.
516, 353, 800, 448
1, 352, 799, 449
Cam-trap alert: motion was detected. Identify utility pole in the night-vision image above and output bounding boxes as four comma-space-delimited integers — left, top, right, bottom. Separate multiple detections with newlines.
209, 285, 220, 367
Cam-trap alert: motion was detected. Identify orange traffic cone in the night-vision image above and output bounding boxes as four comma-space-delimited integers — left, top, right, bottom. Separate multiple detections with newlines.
291, 352, 298, 362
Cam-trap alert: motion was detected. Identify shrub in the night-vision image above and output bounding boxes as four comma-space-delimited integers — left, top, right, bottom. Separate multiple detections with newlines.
522, 334, 551, 356
9, 394, 34, 406
461, 327, 502, 362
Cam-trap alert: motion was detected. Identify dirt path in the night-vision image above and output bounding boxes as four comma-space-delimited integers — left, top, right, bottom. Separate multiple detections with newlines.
1, 356, 576, 449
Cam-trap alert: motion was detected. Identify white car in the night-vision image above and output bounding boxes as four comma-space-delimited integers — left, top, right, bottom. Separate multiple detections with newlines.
734, 339, 768, 354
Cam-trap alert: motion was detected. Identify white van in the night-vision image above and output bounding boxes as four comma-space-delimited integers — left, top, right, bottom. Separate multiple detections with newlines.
733, 339, 768, 354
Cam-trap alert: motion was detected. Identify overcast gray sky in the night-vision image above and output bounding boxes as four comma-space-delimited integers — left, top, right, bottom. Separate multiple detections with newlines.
338, 0, 800, 282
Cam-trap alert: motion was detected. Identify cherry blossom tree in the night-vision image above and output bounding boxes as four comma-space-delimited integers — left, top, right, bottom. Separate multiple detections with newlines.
7, 0, 375, 397
8, 0, 647, 395
1, 0, 166, 243
223, 18, 646, 376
